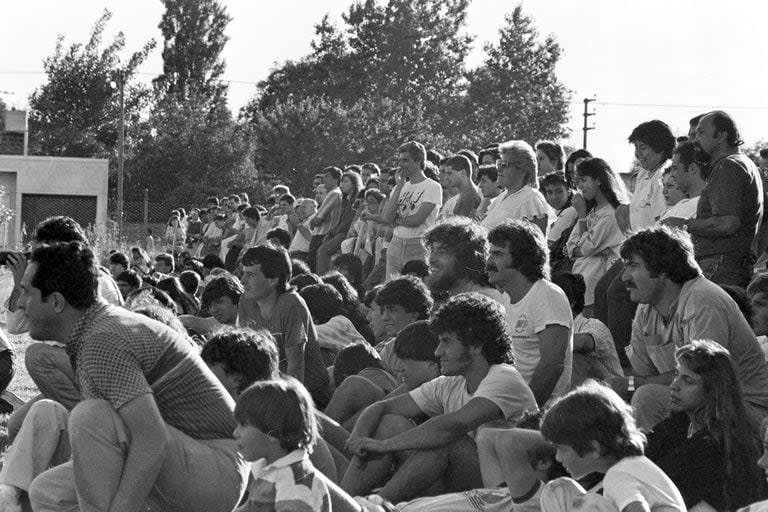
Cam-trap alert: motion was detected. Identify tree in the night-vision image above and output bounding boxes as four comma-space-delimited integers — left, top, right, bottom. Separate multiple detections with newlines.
463, 5, 571, 144
126, 92, 256, 207
27, 10, 155, 158
154, 0, 231, 114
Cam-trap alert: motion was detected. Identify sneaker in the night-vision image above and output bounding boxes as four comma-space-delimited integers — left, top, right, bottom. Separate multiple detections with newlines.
0, 484, 21, 512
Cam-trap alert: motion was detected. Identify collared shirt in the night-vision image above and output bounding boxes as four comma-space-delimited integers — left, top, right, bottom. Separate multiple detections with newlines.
67, 302, 236, 440
244, 450, 330, 512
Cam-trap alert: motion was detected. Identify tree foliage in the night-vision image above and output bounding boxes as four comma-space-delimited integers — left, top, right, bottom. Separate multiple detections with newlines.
245, 1, 570, 188
153, 0, 231, 114
27, 10, 155, 158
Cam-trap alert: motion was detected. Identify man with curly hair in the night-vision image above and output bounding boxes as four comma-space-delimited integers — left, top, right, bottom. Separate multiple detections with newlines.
341, 292, 536, 503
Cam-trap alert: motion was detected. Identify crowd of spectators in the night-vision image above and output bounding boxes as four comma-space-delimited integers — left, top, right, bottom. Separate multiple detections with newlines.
0, 110, 767, 511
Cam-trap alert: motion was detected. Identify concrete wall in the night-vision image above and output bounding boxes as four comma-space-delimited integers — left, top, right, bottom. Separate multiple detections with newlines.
0, 155, 109, 247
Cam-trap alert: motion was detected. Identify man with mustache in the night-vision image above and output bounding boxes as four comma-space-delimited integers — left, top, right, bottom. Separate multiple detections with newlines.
608, 227, 768, 432
664, 111, 763, 287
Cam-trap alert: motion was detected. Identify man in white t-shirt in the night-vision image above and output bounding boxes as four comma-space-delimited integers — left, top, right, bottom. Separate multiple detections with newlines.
382, 141, 442, 281
487, 220, 573, 407
661, 141, 706, 227
342, 293, 537, 504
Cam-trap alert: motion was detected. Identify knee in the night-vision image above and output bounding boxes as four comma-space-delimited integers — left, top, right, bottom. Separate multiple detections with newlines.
631, 384, 669, 430
375, 414, 413, 439
27, 399, 69, 427
69, 399, 115, 435
24, 343, 55, 373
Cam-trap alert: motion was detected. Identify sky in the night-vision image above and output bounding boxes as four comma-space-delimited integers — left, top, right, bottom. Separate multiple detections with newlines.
3, 0, 768, 171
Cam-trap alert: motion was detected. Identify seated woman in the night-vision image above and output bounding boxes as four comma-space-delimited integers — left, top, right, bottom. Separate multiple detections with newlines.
645, 340, 767, 510
300, 283, 367, 363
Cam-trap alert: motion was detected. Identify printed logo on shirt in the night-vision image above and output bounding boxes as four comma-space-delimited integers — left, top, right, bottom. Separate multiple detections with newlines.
513, 315, 528, 335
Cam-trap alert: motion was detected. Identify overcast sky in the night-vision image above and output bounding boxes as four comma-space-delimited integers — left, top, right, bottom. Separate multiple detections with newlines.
3, 0, 768, 170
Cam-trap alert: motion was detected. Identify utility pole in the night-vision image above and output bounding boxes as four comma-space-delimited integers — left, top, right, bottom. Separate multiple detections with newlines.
582, 97, 596, 150
111, 70, 126, 237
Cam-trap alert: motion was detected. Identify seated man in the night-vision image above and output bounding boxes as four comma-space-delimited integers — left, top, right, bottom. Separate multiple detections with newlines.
17, 242, 249, 511
609, 227, 768, 431
115, 269, 142, 300
179, 273, 242, 337
488, 220, 573, 406
341, 292, 537, 503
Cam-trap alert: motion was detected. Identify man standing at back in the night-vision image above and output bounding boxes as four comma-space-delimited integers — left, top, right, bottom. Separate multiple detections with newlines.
439, 155, 482, 218
308, 166, 343, 272
20, 242, 248, 511
665, 111, 763, 287
382, 141, 442, 281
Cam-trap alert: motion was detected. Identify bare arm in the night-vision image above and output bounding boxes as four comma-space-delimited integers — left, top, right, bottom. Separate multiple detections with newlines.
109, 393, 170, 512
381, 186, 404, 225
285, 343, 306, 383
394, 202, 437, 228
529, 325, 569, 406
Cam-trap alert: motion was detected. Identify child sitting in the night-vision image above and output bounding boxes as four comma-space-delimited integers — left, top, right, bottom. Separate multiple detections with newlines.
539, 381, 686, 511
234, 377, 332, 512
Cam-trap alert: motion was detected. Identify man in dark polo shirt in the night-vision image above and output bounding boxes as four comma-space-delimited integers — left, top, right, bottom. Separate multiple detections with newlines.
237, 245, 332, 408
665, 110, 763, 287
18, 242, 248, 512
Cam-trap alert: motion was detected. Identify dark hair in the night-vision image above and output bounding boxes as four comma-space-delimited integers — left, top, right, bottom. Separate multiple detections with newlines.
333, 343, 384, 388
363, 188, 385, 204
300, 283, 343, 324
423, 161, 440, 182
34, 216, 88, 244
575, 158, 627, 210
706, 110, 744, 147
155, 253, 174, 273
201, 274, 244, 309
132, 304, 185, 333
341, 171, 363, 200
290, 272, 322, 291
109, 252, 130, 268
675, 340, 766, 508
478, 147, 500, 164
178, 270, 201, 295
535, 141, 565, 171
115, 269, 142, 290
322, 270, 359, 303
564, 149, 592, 187
689, 114, 704, 128
201, 253, 225, 271
430, 292, 513, 365
551, 272, 586, 316
401, 259, 430, 279
424, 217, 489, 286
488, 220, 549, 282
477, 164, 499, 183
235, 377, 318, 452
376, 276, 432, 319
426, 148, 444, 167
539, 172, 570, 190
719, 285, 752, 327
759, 147, 768, 160
361, 162, 381, 175
156, 277, 198, 315
214, 213, 226, 222
291, 258, 311, 278
332, 253, 364, 290
241, 206, 261, 221
30, 242, 98, 309
202, 329, 279, 392
241, 245, 291, 294
457, 149, 479, 169
541, 380, 646, 458
628, 120, 676, 160
747, 273, 768, 298
206, 196, 220, 207
398, 141, 427, 170
443, 155, 472, 178
278, 193, 295, 206
362, 285, 382, 308
266, 228, 292, 249
393, 320, 440, 363
323, 166, 343, 183
620, 227, 701, 284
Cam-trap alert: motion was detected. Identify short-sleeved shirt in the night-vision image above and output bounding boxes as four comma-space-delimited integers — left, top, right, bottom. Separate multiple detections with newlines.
314, 188, 342, 236
629, 276, 768, 416
694, 153, 763, 259
237, 291, 331, 403
244, 449, 330, 512
452, 186, 482, 218
67, 303, 236, 440
394, 178, 443, 239
603, 456, 685, 511
480, 186, 552, 231
410, 364, 537, 437
629, 167, 667, 232
505, 279, 573, 402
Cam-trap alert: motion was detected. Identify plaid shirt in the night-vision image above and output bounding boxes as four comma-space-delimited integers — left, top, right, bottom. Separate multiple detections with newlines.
242, 450, 330, 512
67, 302, 237, 440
